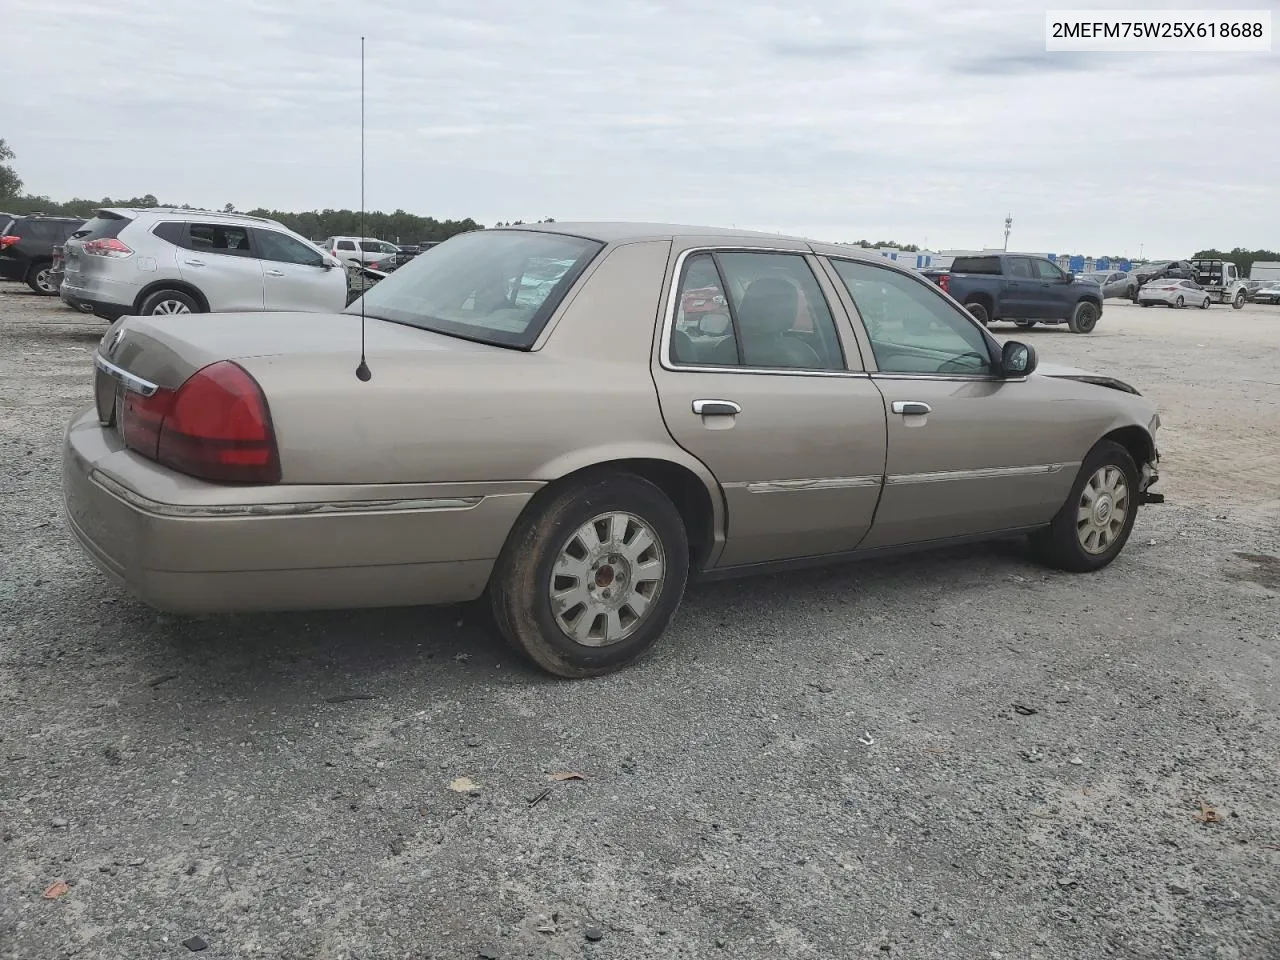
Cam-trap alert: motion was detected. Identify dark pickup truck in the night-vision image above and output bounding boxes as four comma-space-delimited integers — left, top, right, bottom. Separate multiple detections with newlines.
922, 253, 1105, 334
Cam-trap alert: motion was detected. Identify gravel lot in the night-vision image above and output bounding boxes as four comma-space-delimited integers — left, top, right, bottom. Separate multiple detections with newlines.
2, 286, 1278, 960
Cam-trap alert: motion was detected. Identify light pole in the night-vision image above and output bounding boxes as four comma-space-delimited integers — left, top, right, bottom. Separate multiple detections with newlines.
1003, 214, 1012, 251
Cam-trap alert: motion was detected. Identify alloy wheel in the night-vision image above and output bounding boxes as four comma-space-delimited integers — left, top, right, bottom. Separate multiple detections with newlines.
1076, 466, 1129, 555
549, 511, 666, 647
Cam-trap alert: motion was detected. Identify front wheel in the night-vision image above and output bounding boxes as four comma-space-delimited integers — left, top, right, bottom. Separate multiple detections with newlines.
488, 472, 690, 678
1029, 440, 1139, 573
1174, 295, 1184, 308
1233, 291, 1245, 309
1067, 301, 1099, 333
1200, 297, 1210, 309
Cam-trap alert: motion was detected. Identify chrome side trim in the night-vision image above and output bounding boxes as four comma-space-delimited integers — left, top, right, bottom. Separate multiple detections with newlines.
94, 351, 160, 397
886, 463, 1074, 485
745, 476, 882, 494
873, 373, 1028, 384
90, 470, 484, 519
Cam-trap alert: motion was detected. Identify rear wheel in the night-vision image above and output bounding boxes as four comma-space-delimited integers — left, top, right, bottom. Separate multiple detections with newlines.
140, 289, 200, 316
963, 300, 990, 326
26, 261, 57, 295
1029, 440, 1139, 573
488, 472, 690, 678
1067, 301, 1099, 333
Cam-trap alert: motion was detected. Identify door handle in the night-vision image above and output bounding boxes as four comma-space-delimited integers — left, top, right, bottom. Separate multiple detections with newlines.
692, 399, 741, 416
892, 401, 931, 416
184, 259, 206, 266
265, 269, 284, 277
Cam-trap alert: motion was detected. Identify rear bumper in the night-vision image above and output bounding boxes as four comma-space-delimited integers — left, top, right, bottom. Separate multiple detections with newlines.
60, 276, 140, 316
61, 407, 537, 614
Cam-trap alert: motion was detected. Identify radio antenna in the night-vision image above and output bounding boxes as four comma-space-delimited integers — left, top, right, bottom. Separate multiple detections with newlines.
355, 35, 372, 382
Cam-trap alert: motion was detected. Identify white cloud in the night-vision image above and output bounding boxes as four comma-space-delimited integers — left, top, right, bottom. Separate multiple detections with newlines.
5, 0, 1278, 256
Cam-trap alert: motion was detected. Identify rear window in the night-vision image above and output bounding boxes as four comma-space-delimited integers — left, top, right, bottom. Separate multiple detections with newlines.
72, 214, 132, 241
350, 229, 604, 349
949, 256, 1001, 274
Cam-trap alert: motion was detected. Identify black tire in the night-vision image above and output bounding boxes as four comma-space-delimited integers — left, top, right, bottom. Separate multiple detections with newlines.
963, 300, 990, 326
1029, 440, 1139, 573
488, 471, 690, 678
26, 261, 57, 295
1232, 291, 1245, 310
139, 289, 201, 316
1067, 300, 1099, 333
1200, 297, 1210, 310
1174, 295, 1184, 309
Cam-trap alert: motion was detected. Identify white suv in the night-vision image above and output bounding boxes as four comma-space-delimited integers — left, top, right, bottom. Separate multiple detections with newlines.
321, 236, 400, 269
60, 208, 348, 319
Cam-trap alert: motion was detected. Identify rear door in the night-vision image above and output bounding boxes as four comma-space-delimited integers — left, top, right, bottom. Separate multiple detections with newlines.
1001, 256, 1041, 317
252, 228, 345, 312
178, 222, 265, 311
651, 243, 888, 568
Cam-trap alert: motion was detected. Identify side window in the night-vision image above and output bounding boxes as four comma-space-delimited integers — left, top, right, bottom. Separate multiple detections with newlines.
255, 229, 325, 266
153, 221, 188, 247
828, 259, 992, 376
1033, 259, 1064, 281
188, 223, 253, 257
1007, 257, 1033, 279
669, 251, 844, 371
337, 240, 357, 251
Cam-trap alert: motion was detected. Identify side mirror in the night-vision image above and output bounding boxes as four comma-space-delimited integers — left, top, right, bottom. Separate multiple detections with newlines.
1001, 340, 1037, 377
1062, 273, 1075, 283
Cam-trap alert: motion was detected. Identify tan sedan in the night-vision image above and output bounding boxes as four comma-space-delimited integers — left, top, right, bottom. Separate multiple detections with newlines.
63, 223, 1164, 677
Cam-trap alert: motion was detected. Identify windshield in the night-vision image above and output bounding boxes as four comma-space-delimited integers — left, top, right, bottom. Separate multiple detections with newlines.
347, 228, 604, 348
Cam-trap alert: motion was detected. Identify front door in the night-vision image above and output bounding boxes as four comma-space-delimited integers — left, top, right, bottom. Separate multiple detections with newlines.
178, 222, 265, 312
652, 247, 887, 568
999, 256, 1042, 319
824, 256, 1076, 547
253, 228, 344, 312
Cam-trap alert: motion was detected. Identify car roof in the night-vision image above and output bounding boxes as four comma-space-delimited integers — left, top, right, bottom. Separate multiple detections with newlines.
99, 207, 280, 226
500, 221, 905, 266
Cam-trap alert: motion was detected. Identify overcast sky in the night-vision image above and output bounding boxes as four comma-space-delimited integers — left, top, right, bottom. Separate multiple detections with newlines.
5, 0, 1277, 257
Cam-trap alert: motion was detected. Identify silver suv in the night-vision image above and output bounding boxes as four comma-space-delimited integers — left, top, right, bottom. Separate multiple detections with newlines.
61, 208, 348, 319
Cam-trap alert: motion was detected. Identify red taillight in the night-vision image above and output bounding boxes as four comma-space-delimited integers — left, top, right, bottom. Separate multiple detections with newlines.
938, 273, 950, 293
83, 238, 133, 258
0, 235, 18, 249
119, 361, 280, 484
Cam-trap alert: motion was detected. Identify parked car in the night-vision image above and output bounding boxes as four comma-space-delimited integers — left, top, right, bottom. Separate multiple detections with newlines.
0, 214, 86, 294
320, 236, 400, 270
1079, 270, 1138, 300
923, 253, 1105, 333
48, 243, 65, 293
1137, 278, 1211, 309
1251, 282, 1280, 305
59, 208, 347, 320
64, 223, 1164, 678
1131, 260, 1196, 294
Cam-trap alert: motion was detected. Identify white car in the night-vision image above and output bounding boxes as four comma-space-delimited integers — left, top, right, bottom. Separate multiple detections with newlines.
61, 208, 348, 320
1137, 278, 1211, 309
